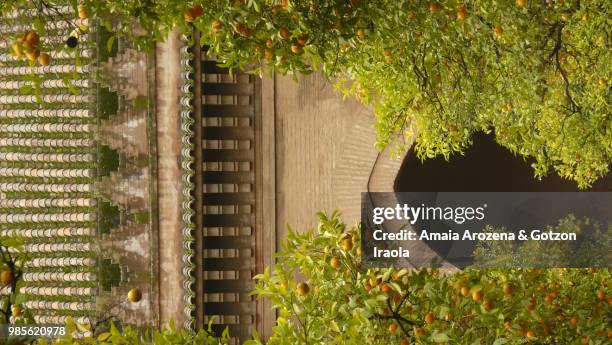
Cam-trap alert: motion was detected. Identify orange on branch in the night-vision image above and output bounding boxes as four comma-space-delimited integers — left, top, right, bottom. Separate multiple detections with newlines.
0, 271, 12, 286
38, 53, 50, 66
297, 282, 310, 296
389, 323, 398, 334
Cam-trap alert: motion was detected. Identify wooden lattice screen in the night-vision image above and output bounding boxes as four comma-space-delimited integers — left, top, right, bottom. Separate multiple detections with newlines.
190, 42, 260, 343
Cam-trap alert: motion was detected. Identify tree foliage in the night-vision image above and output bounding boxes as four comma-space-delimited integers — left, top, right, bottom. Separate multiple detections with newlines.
1, 0, 610, 187
250, 211, 611, 344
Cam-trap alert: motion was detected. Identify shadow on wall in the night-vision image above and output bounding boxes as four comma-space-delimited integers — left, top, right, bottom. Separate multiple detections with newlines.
395, 132, 611, 192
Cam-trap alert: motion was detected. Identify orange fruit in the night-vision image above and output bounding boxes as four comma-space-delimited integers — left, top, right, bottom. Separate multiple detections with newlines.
415, 328, 426, 338
383, 49, 392, 57
569, 315, 578, 327
211, 20, 223, 33
1, 271, 13, 286
471, 290, 483, 302
297, 34, 308, 46
184, 5, 203, 23
457, 5, 468, 20
279, 27, 290, 40
424, 312, 435, 324
78, 5, 88, 19
11, 305, 22, 317
340, 238, 353, 251
290, 44, 302, 54
503, 283, 513, 295
264, 49, 274, 61
400, 339, 410, 345
330, 257, 341, 269
516, 0, 526, 7
429, 2, 442, 13
494, 25, 504, 36
460, 286, 470, 297
356, 28, 366, 40
380, 283, 392, 293
38, 53, 50, 66
483, 298, 493, 311
127, 288, 142, 303
526, 330, 535, 338
389, 323, 398, 334
297, 282, 310, 296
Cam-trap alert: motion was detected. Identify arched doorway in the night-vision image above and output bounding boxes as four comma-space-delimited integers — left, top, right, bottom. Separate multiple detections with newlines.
395, 132, 611, 192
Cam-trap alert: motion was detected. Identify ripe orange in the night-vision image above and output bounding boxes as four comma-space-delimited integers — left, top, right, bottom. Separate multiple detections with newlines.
297, 282, 310, 296
389, 323, 398, 334
235, 23, 251, 37
383, 49, 392, 57
415, 328, 426, 338
483, 298, 493, 311
356, 28, 366, 40
290, 44, 302, 54
211, 20, 224, 33
424, 312, 435, 324
569, 315, 578, 327
340, 238, 353, 251
127, 288, 142, 303
457, 5, 468, 20
279, 26, 291, 40
38, 53, 50, 66
516, 0, 526, 7
380, 283, 392, 293
78, 5, 88, 19
471, 290, 483, 302
297, 35, 309, 46
0, 271, 12, 286
526, 330, 535, 338
400, 339, 410, 345
184, 5, 203, 23
429, 2, 442, 13
330, 257, 341, 269
11, 305, 22, 317
494, 25, 504, 37
596, 290, 605, 300
460, 286, 470, 297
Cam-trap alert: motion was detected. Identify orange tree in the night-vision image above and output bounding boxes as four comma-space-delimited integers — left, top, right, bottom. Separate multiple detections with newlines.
1, 0, 610, 188
249, 212, 611, 344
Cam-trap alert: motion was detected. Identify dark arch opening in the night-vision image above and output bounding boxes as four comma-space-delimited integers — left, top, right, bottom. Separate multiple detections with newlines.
395, 132, 611, 192
393, 132, 610, 268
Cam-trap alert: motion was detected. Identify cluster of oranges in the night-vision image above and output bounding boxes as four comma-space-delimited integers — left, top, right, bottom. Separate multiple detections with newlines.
10, 31, 51, 66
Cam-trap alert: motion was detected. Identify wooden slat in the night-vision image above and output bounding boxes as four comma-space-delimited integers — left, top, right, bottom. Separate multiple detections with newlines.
201, 60, 229, 74
203, 149, 254, 162
202, 83, 253, 96
204, 302, 252, 315
202, 192, 254, 205
202, 104, 254, 118
203, 257, 251, 271
202, 171, 254, 184
203, 236, 252, 249
203, 279, 254, 293
202, 127, 254, 140
203, 214, 254, 227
